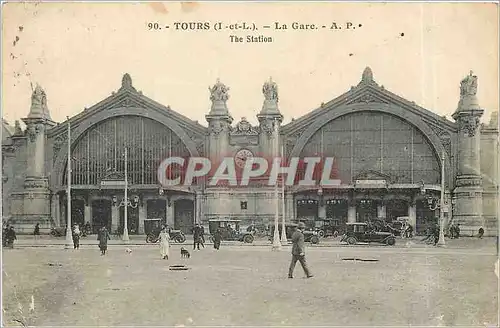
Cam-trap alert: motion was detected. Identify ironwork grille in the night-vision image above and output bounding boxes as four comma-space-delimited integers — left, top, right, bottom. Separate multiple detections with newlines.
299, 111, 440, 184
63, 115, 190, 186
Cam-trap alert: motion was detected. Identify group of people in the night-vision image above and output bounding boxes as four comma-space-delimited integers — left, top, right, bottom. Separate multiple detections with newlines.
2, 224, 17, 248
448, 222, 461, 239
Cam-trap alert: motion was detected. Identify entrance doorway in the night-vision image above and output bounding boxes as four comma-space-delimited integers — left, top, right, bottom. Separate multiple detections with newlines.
356, 199, 378, 222
174, 199, 194, 234
91, 199, 112, 234
65, 199, 85, 228
119, 206, 139, 234
146, 199, 167, 235
325, 199, 348, 226
386, 199, 409, 223
297, 199, 319, 220
416, 199, 437, 235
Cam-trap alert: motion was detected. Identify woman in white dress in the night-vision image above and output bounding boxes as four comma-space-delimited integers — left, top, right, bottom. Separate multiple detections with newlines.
159, 227, 170, 260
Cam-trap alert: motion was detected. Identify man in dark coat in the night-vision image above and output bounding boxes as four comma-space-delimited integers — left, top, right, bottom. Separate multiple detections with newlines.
33, 223, 40, 240
97, 226, 110, 255
288, 222, 313, 279
5, 226, 17, 248
213, 228, 222, 250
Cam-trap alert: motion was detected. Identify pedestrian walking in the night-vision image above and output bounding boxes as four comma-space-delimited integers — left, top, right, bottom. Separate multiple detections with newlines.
288, 222, 313, 279
159, 226, 170, 260
193, 224, 203, 250
478, 227, 484, 239
97, 226, 110, 255
33, 223, 40, 241
213, 228, 222, 250
72, 224, 81, 249
5, 226, 17, 248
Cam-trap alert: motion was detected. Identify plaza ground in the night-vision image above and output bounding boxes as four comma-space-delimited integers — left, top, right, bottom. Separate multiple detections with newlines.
2, 240, 498, 327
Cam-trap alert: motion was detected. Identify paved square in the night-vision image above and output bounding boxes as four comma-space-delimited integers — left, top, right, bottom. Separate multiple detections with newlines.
2, 244, 498, 327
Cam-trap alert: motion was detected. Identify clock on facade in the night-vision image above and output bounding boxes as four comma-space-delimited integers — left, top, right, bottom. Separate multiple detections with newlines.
234, 148, 254, 168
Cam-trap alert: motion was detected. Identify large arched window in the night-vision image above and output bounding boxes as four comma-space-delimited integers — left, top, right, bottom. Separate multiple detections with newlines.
299, 111, 440, 184
63, 115, 190, 186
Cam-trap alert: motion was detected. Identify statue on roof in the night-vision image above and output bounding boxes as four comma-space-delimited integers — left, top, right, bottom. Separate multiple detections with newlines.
262, 77, 278, 102
460, 70, 478, 97
209, 79, 230, 102
31, 84, 47, 109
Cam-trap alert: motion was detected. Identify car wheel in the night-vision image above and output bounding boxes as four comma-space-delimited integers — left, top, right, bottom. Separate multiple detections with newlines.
386, 238, 396, 246
318, 230, 325, 238
175, 234, 186, 243
243, 234, 254, 243
310, 236, 319, 244
346, 237, 357, 245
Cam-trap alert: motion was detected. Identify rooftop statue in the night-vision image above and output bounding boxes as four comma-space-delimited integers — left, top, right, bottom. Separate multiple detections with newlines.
31, 84, 48, 109
262, 77, 278, 102
209, 78, 230, 102
460, 70, 478, 97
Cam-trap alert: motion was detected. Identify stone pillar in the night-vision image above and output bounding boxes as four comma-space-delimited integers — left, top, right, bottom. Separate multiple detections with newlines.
111, 206, 119, 232
257, 77, 283, 162
138, 202, 146, 234
408, 201, 417, 229
285, 193, 295, 220
195, 192, 203, 224
348, 202, 356, 223
51, 193, 60, 227
84, 203, 91, 225
452, 71, 484, 236
166, 199, 174, 227
377, 203, 387, 219
318, 203, 326, 219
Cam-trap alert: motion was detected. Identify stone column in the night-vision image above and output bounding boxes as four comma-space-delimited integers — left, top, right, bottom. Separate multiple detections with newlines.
138, 202, 146, 234
348, 201, 356, 223
377, 203, 387, 220
166, 199, 174, 227
84, 203, 91, 225
408, 201, 417, 229
452, 71, 484, 236
111, 206, 119, 232
285, 193, 295, 220
51, 194, 60, 227
318, 203, 326, 219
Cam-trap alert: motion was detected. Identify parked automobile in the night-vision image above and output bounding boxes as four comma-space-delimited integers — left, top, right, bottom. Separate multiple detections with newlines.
268, 223, 320, 244
146, 228, 187, 243
50, 226, 66, 237
208, 219, 254, 243
340, 222, 396, 246
315, 219, 342, 238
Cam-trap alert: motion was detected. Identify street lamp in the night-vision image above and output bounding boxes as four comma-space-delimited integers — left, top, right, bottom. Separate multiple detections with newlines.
114, 193, 139, 241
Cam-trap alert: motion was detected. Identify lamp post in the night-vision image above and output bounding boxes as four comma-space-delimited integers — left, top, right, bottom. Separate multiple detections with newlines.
64, 117, 73, 248
437, 151, 446, 246
272, 118, 281, 250
122, 148, 130, 242
280, 143, 287, 243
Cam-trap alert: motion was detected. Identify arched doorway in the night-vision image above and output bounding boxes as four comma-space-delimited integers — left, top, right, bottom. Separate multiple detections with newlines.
91, 199, 112, 233
357, 199, 378, 222
146, 199, 167, 235
174, 199, 194, 234
119, 206, 139, 234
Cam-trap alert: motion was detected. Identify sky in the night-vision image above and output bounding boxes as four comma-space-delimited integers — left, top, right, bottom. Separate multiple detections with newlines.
2, 2, 499, 127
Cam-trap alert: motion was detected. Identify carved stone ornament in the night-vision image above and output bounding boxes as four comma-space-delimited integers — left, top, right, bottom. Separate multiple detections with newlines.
209, 121, 228, 135
262, 77, 278, 102
31, 84, 48, 110
438, 132, 452, 158
460, 71, 478, 97
260, 120, 276, 135
459, 116, 480, 137
184, 129, 206, 155
25, 123, 44, 142
285, 127, 307, 156
209, 79, 230, 102
14, 120, 23, 135
52, 133, 68, 161
232, 117, 259, 135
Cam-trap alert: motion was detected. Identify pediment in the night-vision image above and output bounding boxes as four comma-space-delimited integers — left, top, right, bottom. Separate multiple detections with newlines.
282, 67, 457, 136
354, 170, 392, 182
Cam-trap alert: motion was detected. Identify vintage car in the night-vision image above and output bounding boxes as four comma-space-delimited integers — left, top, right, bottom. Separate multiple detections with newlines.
208, 219, 255, 243
314, 219, 343, 238
340, 222, 396, 246
268, 223, 320, 244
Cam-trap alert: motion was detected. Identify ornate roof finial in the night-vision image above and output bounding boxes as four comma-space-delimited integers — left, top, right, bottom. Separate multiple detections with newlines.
207, 78, 231, 116
209, 78, 230, 102
361, 67, 374, 83
262, 76, 278, 102
460, 70, 478, 97
27, 83, 51, 120
119, 73, 137, 92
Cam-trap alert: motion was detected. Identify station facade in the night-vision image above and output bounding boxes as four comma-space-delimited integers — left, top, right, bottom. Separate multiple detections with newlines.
2, 68, 498, 236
